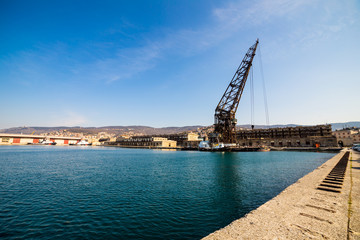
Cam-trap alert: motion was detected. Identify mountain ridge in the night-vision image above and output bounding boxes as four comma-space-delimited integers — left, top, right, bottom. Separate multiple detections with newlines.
1, 122, 359, 135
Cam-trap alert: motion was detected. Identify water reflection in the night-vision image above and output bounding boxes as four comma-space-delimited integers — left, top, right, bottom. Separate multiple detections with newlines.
154, 149, 177, 152
213, 152, 245, 225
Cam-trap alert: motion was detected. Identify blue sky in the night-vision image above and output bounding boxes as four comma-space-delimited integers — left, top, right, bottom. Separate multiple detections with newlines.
1, 0, 359, 128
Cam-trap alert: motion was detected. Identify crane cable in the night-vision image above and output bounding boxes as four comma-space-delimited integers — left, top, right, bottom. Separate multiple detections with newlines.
250, 66, 255, 129
258, 45, 270, 126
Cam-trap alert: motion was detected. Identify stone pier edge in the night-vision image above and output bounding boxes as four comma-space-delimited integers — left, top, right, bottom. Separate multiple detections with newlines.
203, 150, 354, 240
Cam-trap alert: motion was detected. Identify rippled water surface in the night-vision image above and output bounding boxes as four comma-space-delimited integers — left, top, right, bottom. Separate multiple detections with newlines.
0, 146, 335, 239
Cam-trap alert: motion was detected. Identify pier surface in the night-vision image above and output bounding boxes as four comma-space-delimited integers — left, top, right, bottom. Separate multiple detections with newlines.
203, 150, 360, 240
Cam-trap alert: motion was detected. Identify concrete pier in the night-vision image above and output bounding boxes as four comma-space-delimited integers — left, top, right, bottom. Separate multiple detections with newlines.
203, 150, 360, 240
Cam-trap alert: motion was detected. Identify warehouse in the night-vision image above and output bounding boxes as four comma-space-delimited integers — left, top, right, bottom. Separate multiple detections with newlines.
113, 136, 177, 148
0, 133, 81, 145
236, 125, 338, 147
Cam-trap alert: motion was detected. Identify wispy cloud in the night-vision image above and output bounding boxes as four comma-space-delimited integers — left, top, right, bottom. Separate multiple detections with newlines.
97, 43, 162, 83
81, 0, 358, 82
213, 0, 314, 29
2, 0, 358, 85
288, 0, 359, 48
50, 110, 88, 127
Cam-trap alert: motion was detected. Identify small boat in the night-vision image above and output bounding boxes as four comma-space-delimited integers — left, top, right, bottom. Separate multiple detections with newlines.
199, 141, 211, 150
40, 140, 57, 145
258, 146, 270, 152
212, 143, 225, 149
77, 140, 92, 146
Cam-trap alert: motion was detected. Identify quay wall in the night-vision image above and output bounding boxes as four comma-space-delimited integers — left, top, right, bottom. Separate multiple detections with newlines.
203, 150, 353, 239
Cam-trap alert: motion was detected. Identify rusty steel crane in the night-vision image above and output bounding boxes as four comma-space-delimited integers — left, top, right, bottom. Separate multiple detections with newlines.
213, 39, 259, 144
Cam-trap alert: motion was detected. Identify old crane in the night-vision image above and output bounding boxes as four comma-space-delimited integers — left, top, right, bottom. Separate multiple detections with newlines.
212, 39, 259, 146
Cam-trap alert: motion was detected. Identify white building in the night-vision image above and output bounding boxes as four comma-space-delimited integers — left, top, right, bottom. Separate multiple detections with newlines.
0, 133, 81, 145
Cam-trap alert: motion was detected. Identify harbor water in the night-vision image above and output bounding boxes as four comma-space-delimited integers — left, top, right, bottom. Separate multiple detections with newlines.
0, 146, 335, 239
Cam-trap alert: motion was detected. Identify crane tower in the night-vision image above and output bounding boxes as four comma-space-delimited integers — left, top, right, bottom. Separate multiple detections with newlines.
213, 39, 259, 144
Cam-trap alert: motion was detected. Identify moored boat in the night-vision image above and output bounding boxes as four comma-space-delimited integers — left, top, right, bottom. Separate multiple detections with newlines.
77, 140, 92, 146
40, 140, 56, 145
258, 146, 270, 152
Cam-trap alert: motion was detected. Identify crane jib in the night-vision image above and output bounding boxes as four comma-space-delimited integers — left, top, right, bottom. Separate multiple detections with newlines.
213, 39, 259, 144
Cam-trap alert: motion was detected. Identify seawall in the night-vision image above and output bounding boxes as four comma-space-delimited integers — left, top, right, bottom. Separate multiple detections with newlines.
203, 150, 360, 239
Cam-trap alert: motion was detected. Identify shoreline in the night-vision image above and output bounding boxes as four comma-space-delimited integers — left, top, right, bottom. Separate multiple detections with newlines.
103, 143, 343, 152
202, 150, 356, 239
0, 144, 343, 153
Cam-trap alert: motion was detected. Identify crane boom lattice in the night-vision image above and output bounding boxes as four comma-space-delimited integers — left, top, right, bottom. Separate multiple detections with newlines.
213, 39, 259, 144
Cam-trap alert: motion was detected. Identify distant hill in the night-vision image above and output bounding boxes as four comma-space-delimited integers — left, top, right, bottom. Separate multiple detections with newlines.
0, 125, 205, 135
0, 126, 73, 134
328, 122, 360, 130
1, 122, 358, 135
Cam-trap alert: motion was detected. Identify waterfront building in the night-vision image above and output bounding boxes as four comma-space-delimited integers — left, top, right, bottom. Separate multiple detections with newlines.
49, 136, 82, 145
353, 133, 360, 144
333, 127, 360, 146
0, 133, 81, 145
113, 136, 177, 148
156, 132, 201, 148
236, 125, 338, 147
